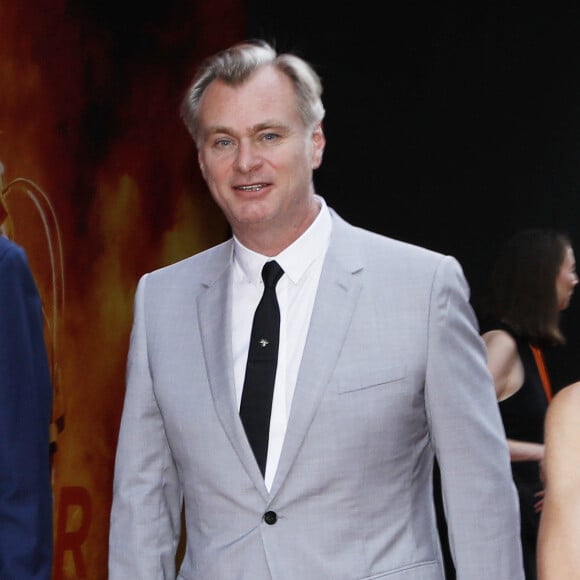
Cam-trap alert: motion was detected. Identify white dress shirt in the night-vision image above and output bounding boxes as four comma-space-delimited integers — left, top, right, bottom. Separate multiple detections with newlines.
232, 196, 332, 490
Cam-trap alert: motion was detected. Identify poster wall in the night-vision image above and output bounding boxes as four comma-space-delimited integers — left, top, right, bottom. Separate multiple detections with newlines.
0, 1, 245, 577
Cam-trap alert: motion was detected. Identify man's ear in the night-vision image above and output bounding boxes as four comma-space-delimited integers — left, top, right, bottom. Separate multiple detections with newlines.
311, 123, 326, 169
198, 152, 206, 178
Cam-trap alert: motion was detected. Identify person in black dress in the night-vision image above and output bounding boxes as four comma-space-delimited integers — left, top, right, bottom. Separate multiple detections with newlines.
479, 229, 578, 580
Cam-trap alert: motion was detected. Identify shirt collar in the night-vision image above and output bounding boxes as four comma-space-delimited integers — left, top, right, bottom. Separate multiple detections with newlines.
233, 195, 332, 285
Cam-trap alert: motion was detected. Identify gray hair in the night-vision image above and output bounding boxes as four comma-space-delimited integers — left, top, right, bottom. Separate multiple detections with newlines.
180, 39, 325, 146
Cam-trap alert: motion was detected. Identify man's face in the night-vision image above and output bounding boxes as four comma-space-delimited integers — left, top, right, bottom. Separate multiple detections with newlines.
195, 64, 325, 242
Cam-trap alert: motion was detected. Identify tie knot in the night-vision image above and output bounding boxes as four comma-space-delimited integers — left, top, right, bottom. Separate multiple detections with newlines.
261, 260, 284, 288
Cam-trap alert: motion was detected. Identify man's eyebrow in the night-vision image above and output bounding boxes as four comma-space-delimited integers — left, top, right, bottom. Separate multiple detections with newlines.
203, 120, 289, 138
204, 125, 233, 136
251, 121, 287, 132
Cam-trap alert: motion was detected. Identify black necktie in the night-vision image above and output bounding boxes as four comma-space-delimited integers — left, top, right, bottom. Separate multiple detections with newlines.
239, 260, 284, 476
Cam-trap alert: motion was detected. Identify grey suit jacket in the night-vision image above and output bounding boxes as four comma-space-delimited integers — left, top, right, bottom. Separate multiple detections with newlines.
109, 209, 524, 579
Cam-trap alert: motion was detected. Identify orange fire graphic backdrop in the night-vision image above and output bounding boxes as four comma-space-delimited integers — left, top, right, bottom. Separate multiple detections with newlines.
0, 0, 245, 577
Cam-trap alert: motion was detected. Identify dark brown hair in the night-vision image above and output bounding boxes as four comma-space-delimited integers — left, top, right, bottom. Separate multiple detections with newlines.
480, 228, 572, 346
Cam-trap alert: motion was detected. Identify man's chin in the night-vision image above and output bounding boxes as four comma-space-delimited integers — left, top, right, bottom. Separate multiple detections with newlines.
232, 204, 274, 225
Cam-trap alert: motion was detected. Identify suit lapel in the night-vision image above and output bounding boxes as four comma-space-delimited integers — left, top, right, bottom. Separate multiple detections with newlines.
270, 219, 363, 496
197, 249, 270, 497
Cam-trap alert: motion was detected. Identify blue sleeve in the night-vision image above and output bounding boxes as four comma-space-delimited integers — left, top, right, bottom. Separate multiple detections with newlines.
0, 237, 53, 579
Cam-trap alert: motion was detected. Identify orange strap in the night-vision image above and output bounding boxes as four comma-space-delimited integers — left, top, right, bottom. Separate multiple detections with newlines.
530, 344, 553, 402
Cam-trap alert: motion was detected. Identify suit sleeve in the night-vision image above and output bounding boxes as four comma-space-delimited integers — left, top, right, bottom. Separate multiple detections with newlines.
108, 274, 183, 579
425, 255, 524, 579
0, 239, 53, 579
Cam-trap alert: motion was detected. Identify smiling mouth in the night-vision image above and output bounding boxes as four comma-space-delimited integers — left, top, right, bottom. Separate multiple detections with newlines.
235, 184, 267, 192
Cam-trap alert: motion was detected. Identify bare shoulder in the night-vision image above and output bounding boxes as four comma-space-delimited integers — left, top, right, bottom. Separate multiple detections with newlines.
546, 381, 580, 433
481, 329, 522, 400
544, 383, 580, 468
551, 380, 580, 405
482, 328, 517, 350
481, 329, 518, 366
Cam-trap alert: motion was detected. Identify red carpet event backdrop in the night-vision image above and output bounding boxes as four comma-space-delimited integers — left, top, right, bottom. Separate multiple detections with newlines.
0, 0, 245, 577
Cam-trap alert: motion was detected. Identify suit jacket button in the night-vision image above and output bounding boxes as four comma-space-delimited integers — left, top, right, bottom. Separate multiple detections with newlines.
263, 511, 277, 525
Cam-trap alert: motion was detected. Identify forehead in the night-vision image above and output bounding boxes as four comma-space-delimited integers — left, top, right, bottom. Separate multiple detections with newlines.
198, 65, 300, 130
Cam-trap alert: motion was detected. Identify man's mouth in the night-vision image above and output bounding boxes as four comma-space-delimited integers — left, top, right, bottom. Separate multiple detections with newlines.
235, 184, 267, 192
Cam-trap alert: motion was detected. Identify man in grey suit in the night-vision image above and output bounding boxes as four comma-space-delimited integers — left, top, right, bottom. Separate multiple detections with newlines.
109, 39, 524, 579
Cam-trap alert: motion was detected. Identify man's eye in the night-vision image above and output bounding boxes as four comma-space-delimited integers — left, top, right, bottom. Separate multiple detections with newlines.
261, 133, 279, 142
215, 138, 232, 147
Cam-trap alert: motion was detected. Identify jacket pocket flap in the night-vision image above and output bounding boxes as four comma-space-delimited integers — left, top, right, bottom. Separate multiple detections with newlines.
337, 364, 406, 393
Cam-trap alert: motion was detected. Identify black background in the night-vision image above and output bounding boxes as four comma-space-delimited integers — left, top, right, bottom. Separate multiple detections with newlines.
247, 2, 580, 391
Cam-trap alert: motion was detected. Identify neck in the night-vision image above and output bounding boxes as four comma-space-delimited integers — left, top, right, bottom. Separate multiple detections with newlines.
234, 196, 321, 256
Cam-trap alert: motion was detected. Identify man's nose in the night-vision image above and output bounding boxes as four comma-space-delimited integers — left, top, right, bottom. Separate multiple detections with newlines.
235, 142, 262, 173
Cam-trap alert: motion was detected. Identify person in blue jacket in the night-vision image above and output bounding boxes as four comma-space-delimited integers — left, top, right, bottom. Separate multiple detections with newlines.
0, 234, 53, 579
